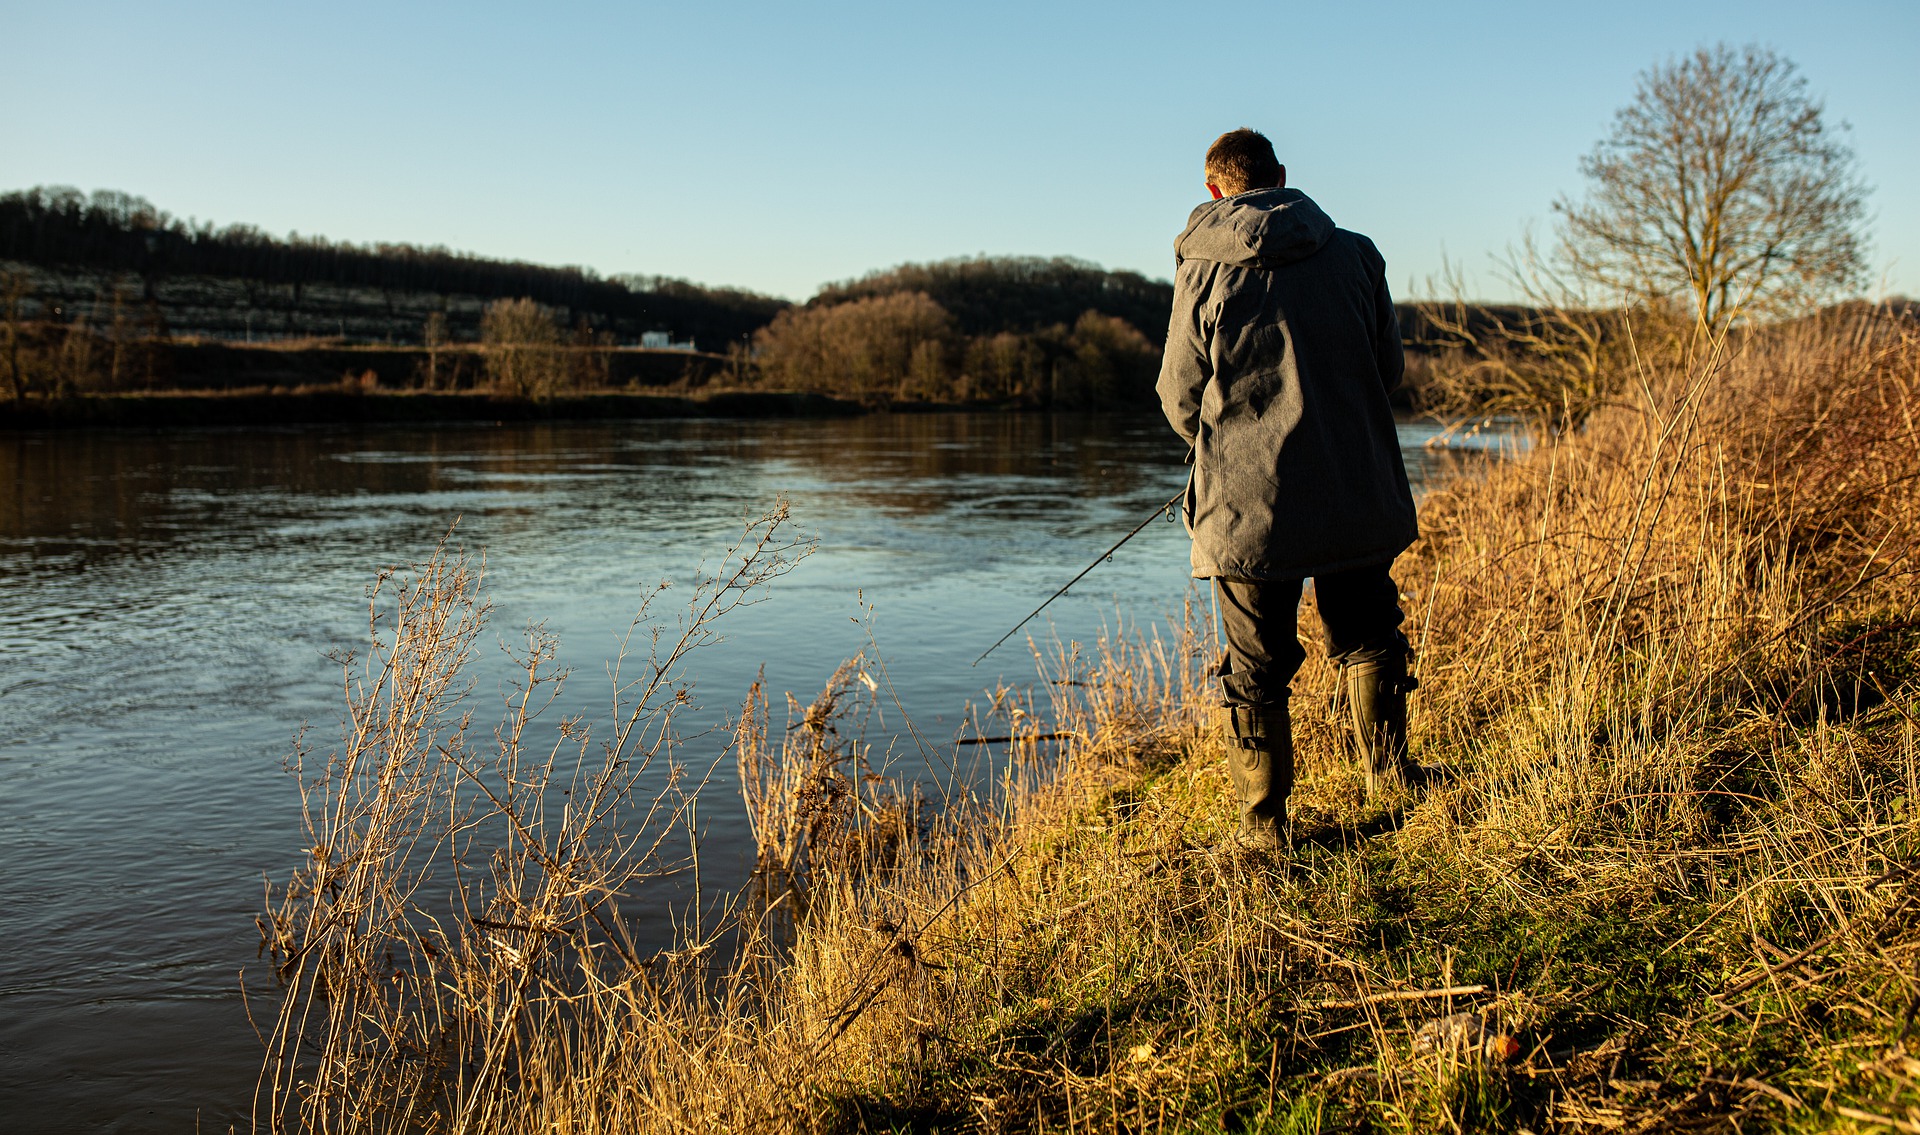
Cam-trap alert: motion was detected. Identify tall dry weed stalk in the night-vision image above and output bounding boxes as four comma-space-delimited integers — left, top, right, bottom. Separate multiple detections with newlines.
257, 504, 812, 1133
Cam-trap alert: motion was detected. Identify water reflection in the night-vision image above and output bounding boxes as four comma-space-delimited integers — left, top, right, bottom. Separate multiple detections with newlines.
1, 416, 1175, 560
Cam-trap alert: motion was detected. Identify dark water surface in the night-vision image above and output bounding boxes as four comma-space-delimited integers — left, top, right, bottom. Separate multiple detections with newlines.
0, 412, 1511, 1131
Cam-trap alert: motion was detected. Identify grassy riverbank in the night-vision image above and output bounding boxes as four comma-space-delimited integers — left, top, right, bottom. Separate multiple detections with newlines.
263, 311, 1919, 1133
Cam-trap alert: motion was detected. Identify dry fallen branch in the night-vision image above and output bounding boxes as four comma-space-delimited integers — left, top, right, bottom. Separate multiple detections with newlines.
1308, 984, 1489, 1011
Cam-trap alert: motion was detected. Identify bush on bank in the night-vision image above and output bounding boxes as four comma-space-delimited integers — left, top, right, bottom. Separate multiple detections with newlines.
751, 290, 1162, 408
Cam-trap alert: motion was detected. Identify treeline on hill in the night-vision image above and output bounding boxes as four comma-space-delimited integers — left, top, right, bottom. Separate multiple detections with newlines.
815, 256, 1173, 338
753, 257, 1173, 407
0, 186, 786, 348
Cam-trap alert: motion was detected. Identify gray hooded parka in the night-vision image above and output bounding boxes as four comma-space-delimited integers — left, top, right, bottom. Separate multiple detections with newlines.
1157, 187, 1416, 581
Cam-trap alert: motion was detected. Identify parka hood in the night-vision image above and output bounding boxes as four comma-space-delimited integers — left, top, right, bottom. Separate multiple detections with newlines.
1174, 187, 1334, 269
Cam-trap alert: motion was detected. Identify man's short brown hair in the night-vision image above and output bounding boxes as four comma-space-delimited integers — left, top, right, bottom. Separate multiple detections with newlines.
1205, 128, 1283, 196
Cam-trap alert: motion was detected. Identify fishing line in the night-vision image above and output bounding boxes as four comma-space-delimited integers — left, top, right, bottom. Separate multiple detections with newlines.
973, 489, 1184, 666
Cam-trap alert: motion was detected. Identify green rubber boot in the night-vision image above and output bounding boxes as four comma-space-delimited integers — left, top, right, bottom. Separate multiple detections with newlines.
1226, 702, 1293, 850
1345, 646, 1425, 799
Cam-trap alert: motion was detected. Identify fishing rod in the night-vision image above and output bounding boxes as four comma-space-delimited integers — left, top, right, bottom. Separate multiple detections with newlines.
973, 489, 1185, 666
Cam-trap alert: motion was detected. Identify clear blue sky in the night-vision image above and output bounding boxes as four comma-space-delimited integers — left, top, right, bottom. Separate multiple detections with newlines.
4, 0, 1915, 302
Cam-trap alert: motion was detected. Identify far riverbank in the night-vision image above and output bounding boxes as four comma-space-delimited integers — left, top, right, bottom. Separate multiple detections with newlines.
0, 387, 871, 429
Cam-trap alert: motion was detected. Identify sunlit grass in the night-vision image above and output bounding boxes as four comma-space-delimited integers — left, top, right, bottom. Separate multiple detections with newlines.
261, 309, 1920, 1133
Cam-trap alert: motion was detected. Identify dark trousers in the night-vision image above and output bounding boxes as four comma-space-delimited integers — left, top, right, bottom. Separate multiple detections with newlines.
1214, 562, 1406, 708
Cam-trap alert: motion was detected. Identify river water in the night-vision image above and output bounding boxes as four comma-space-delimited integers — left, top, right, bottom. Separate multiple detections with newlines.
0, 412, 1512, 1131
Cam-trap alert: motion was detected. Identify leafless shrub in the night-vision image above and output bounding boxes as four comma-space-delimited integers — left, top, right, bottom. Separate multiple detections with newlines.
1411, 248, 1642, 430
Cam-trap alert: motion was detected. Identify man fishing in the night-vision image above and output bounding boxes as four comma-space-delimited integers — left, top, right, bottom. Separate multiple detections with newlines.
1157, 128, 1424, 851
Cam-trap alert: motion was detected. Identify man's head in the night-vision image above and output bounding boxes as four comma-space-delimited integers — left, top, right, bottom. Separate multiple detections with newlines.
1204, 128, 1286, 200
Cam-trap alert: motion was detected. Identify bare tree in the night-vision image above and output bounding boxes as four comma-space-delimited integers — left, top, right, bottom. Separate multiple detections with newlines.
1, 268, 29, 402
567, 316, 613, 390
480, 297, 565, 399
1415, 246, 1631, 431
963, 331, 1047, 402
55, 307, 98, 397
423, 311, 448, 390
105, 276, 139, 390
1556, 44, 1869, 328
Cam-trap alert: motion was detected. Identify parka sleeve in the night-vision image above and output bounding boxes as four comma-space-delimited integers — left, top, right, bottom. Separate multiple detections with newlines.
1156, 261, 1213, 445
1365, 241, 1406, 394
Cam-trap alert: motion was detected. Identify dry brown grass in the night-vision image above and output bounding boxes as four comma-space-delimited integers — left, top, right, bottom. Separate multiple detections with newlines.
259, 311, 1920, 1133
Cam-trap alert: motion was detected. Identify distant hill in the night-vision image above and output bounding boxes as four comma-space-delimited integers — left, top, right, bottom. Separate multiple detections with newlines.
1, 187, 1475, 412
0, 186, 787, 349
